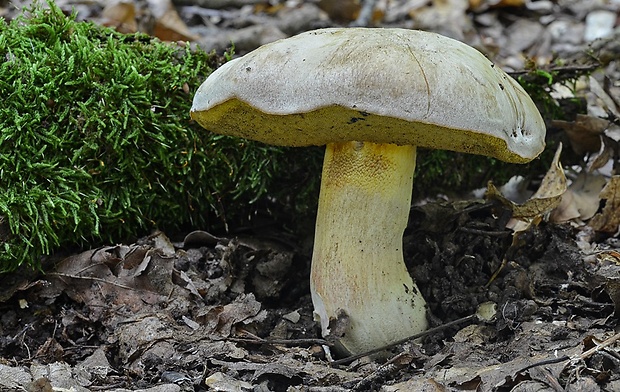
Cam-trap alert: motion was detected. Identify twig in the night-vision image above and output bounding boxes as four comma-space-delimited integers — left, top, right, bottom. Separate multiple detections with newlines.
233, 329, 331, 347
230, 336, 332, 347
516, 331, 620, 374
507, 64, 599, 78
48, 272, 139, 291
331, 314, 477, 366
459, 227, 511, 237
352, 352, 412, 390
516, 355, 571, 374
576, 331, 620, 361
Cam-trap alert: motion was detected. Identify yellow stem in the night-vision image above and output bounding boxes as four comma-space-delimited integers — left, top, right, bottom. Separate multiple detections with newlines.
310, 141, 428, 355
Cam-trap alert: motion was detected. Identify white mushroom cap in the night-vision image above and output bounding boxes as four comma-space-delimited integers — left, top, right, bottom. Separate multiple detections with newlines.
191, 28, 545, 163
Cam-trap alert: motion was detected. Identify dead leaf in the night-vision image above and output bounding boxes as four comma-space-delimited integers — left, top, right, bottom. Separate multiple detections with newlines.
604, 277, 620, 315
172, 269, 202, 298
78, 347, 113, 380
486, 144, 567, 232
552, 114, 608, 155
470, 0, 527, 10
589, 76, 620, 119
147, 0, 199, 42
251, 251, 293, 300
589, 176, 620, 233
197, 293, 265, 338
102, 0, 198, 41
587, 135, 616, 172
493, 0, 526, 7
253, 3, 286, 15
204, 372, 253, 391
550, 171, 607, 223
325, 309, 350, 343
40, 235, 178, 326
101, 0, 138, 34
383, 378, 448, 391
318, 0, 360, 22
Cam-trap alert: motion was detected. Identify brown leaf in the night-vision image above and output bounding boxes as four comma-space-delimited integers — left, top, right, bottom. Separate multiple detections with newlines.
604, 277, 620, 315
587, 135, 616, 172
318, 0, 361, 22
589, 176, 620, 233
487, 144, 567, 232
41, 236, 177, 326
147, 0, 199, 41
101, 1, 138, 34
552, 114, 608, 156
550, 171, 607, 223
493, 0, 526, 6
198, 293, 264, 338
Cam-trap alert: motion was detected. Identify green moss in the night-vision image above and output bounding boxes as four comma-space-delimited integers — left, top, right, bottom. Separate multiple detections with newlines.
0, 1, 320, 271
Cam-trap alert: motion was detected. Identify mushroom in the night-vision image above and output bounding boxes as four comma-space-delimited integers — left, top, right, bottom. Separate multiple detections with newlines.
190, 28, 546, 355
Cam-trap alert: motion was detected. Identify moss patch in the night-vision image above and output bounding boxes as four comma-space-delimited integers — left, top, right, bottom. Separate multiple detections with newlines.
0, 2, 320, 271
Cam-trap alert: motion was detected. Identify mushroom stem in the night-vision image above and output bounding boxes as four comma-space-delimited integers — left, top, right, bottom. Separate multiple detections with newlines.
310, 141, 428, 355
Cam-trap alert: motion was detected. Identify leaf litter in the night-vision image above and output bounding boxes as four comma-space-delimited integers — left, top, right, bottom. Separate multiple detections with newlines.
2, 194, 619, 390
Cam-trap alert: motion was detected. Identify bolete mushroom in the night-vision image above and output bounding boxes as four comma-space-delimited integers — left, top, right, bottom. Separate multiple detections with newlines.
190, 28, 546, 355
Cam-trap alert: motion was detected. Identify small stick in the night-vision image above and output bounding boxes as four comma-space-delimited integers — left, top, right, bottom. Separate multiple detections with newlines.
516, 331, 620, 374
331, 314, 477, 366
576, 331, 620, 361
234, 329, 331, 347
48, 272, 138, 291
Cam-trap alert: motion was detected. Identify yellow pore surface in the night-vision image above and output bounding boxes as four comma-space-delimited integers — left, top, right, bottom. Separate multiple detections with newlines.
321, 141, 415, 193
191, 98, 532, 164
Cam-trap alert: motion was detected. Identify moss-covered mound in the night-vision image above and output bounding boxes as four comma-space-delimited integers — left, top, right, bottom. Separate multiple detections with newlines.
0, 2, 321, 271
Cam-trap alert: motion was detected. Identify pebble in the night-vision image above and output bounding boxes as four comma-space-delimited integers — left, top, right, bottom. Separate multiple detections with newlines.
584, 10, 617, 41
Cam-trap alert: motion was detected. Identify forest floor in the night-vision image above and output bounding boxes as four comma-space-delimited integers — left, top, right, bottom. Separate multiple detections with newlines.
1, 0, 620, 391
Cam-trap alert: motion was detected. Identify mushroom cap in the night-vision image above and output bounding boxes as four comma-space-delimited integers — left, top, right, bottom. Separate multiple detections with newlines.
191, 28, 545, 163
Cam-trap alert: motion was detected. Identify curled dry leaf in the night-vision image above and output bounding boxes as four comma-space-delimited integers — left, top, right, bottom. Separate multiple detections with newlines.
197, 293, 266, 338
486, 143, 567, 232
587, 135, 617, 173
589, 176, 620, 233
550, 171, 607, 223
